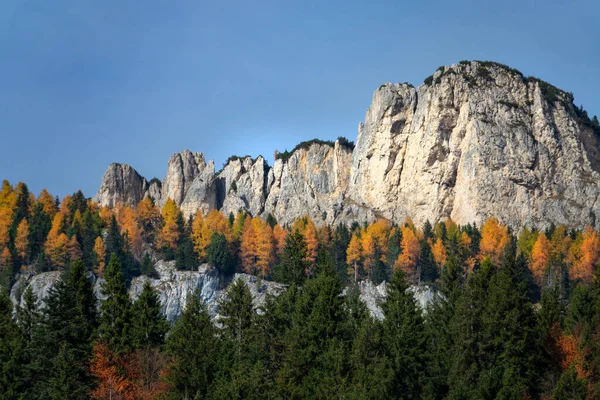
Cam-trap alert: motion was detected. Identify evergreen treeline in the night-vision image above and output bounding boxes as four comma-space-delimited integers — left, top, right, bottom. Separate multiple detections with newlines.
1, 179, 600, 398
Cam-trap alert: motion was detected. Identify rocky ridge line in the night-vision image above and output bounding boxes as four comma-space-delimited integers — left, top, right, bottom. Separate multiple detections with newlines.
94, 61, 600, 230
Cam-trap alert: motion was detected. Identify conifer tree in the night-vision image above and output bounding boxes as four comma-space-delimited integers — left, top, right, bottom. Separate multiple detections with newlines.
98, 254, 132, 354
17, 285, 40, 342
380, 269, 428, 399
213, 279, 270, 398
131, 280, 168, 349
165, 292, 219, 399
27, 263, 95, 399
276, 257, 350, 398
206, 232, 235, 275
0, 289, 26, 398
275, 229, 309, 285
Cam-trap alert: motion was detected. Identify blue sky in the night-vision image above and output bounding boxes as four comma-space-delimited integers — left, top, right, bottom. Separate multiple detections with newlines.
1, 0, 598, 198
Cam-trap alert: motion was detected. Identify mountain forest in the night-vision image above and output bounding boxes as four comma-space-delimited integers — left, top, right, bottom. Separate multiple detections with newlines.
0, 179, 600, 399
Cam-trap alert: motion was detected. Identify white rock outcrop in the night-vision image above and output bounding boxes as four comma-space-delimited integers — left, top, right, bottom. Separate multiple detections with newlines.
95, 61, 600, 230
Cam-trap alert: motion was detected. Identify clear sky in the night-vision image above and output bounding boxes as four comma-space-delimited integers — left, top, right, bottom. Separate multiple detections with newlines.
1, 0, 598, 198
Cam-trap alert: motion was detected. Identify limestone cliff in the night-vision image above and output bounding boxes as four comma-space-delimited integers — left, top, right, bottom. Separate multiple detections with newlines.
11, 261, 421, 321
94, 61, 600, 230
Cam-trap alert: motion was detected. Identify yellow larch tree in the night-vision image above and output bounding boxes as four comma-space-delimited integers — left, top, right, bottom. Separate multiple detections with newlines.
205, 210, 231, 241
517, 227, 538, 260
530, 233, 550, 285
346, 233, 362, 282
157, 199, 181, 251
292, 216, 319, 267
431, 237, 447, 272
191, 211, 213, 261
571, 226, 600, 282
59, 195, 72, 218
479, 218, 510, 267
15, 218, 30, 261
361, 231, 376, 279
396, 226, 421, 284
134, 197, 161, 240
94, 236, 107, 275
254, 218, 274, 277
45, 215, 69, 269
99, 206, 113, 227
0, 207, 12, 250
240, 217, 258, 274
364, 219, 391, 264
37, 189, 58, 218
273, 224, 287, 256
550, 225, 572, 261
232, 211, 247, 242
117, 205, 143, 259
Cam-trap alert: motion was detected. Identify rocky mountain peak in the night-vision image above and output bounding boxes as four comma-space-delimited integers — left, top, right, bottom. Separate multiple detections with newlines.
95, 61, 600, 230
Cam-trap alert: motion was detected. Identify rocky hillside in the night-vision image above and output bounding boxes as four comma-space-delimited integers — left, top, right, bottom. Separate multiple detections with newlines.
10, 261, 434, 322
95, 61, 600, 230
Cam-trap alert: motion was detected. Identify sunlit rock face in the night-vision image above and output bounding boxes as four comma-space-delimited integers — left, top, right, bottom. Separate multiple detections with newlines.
95, 61, 600, 231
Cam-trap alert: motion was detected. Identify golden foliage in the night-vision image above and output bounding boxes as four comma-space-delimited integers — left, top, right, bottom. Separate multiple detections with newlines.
45, 214, 69, 268
570, 226, 600, 282
94, 236, 107, 275
191, 211, 212, 261
530, 233, 550, 285
479, 218, 510, 266
15, 219, 29, 260
273, 224, 287, 256
157, 199, 181, 251
396, 226, 421, 283
431, 237, 447, 271
117, 205, 143, 259
346, 233, 362, 281
90, 342, 135, 400
240, 217, 273, 277
37, 188, 57, 216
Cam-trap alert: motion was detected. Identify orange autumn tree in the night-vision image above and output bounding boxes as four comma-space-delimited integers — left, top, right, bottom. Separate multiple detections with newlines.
430, 237, 447, 272
530, 233, 551, 285
240, 217, 273, 277
273, 224, 288, 256
479, 218, 510, 266
571, 226, 600, 282
116, 204, 143, 260
204, 210, 231, 240
292, 216, 319, 267
15, 218, 30, 261
90, 342, 135, 400
0, 181, 17, 253
37, 188, 57, 217
94, 236, 107, 275
135, 197, 161, 241
346, 233, 362, 282
157, 199, 181, 251
396, 226, 421, 284
191, 211, 212, 261
45, 213, 69, 269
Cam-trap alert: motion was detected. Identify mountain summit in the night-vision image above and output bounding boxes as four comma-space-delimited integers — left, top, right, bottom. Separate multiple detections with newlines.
95, 61, 600, 230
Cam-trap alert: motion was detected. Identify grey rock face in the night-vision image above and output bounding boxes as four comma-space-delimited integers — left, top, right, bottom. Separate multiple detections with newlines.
11, 265, 433, 323
12, 261, 286, 323
161, 150, 207, 207
95, 61, 600, 230
93, 163, 149, 207
354, 280, 436, 319
349, 62, 600, 230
